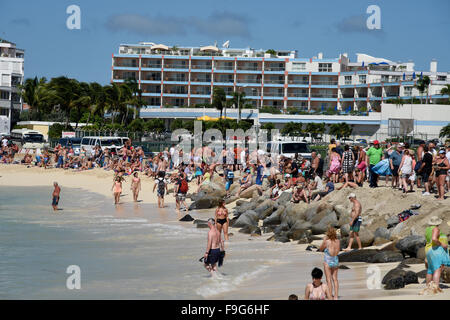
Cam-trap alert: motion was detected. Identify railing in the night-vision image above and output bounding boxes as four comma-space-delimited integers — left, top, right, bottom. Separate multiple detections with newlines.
236, 66, 259, 71
264, 79, 284, 84
288, 93, 308, 97
288, 80, 309, 85
191, 64, 212, 69
191, 78, 211, 82
191, 91, 211, 95
264, 93, 284, 97
144, 77, 161, 81
311, 81, 338, 85
164, 90, 188, 94
143, 64, 162, 68
164, 77, 187, 82
237, 79, 260, 84
115, 63, 138, 68
164, 64, 188, 69
215, 79, 234, 83
311, 94, 338, 98
214, 66, 234, 70
264, 67, 284, 71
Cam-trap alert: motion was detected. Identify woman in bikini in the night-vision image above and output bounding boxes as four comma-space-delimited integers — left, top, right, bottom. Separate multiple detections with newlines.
111, 176, 123, 205
130, 172, 141, 202
304, 267, 332, 300
319, 227, 341, 300
215, 200, 229, 241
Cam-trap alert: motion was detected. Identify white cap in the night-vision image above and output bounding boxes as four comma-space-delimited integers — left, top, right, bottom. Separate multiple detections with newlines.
348, 193, 356, 199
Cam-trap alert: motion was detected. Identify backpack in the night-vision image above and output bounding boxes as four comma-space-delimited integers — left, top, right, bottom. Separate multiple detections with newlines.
179, 179, 188, 193
227, 170, 234, 180
157, 178, 165, 191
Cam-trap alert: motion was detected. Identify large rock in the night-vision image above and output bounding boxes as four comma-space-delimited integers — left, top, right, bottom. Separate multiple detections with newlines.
382, 268, 418, 290
254, 199, 274, 220
263, 206, 285, 226
200, 181, 226, 198
395, 235, 426, 258
311, 211, 339, 235
387, 216, 400, 229
374, 227, 391, 241
235, 201, 258, 214
340, 224, 350, 237
382, 268, 407, 285
179, 214, 194, 222
341, 228, 374, 248
225, 195, 239, 204
368, 251, 404, 263
287, 228, 309, 241
239, 185, 259, 199
232, 210, 259, 228
275, 192, 292, 205
442, 266, 450, 283
239, 225, 260, 235
189, 196, 222, 210
338, 249, 380, 263
308, 203, 335, 224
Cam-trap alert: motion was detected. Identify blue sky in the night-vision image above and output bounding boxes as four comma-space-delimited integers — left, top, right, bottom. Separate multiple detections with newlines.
1, 0, 449, 84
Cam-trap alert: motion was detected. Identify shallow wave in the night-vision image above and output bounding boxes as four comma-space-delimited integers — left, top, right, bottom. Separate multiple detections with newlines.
195, 265, 269, 298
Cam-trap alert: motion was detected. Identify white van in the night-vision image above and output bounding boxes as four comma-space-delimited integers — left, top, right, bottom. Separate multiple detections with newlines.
267, 141, 312, 159
80, 136, 124, 155
10, 129, 47, 149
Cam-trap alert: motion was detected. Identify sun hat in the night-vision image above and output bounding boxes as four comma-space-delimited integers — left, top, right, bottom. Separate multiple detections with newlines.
428, 216, 443, 226
348, 193, 356, 199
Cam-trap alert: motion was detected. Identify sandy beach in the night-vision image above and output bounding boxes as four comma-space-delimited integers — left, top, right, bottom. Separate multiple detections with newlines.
1, 164, 449, 300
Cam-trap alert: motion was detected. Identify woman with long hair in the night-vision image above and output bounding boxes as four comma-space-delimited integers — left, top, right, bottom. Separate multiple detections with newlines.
319, 227, 340, 300
215, 200, 229, 241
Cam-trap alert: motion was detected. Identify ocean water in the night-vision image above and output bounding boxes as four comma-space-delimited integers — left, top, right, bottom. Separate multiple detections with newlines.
0, 186, 293, 299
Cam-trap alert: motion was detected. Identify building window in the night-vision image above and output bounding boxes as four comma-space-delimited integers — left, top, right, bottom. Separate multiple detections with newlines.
404, 86, 413, 96
0, 91, 9, 100
381, 75, 389, 82
344, 76, 352, 84
359, 75, 366, 84
437, 75, 446, 81
318, 63, 332, 72
292, 62, 306, 71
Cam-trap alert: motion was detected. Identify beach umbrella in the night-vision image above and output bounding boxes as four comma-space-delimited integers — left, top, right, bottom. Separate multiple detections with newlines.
196, 115, 215, 121
412, 72, 416, 79
403, 73, 406, 80
362, 61, 365, 67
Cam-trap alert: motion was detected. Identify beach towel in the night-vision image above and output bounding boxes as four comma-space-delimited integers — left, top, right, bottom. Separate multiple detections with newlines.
372, 159, 392, 176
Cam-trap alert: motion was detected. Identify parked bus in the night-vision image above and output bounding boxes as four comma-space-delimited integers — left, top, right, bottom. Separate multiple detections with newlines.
10, 129, 47, 149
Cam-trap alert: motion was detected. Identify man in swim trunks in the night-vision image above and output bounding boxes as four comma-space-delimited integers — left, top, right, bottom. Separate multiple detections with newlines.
52, 182, 61, 211
344, 193, 362, 251
204, 218, 224, 275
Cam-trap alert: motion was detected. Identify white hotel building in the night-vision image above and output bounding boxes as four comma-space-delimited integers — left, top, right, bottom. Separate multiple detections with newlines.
0, 39, 24, 125
111, 42, 450, 140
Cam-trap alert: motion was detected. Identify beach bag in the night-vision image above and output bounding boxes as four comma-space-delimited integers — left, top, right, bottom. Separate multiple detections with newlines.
372, 159, 392, 176
179, 179, 188, 193
398, 210, 412, 222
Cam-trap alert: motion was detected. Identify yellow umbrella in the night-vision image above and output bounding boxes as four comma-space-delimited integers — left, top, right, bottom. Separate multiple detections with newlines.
216, 115, 233, 120
196, 115, 215, 121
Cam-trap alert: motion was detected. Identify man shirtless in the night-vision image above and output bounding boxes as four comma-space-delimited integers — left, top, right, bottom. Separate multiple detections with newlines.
344, 193, 362, 251
203, 218, 224, 275
52, 182, 61, 211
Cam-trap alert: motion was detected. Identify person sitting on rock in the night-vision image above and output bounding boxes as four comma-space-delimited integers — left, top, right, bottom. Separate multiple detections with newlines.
314, 177, 335, 201
424, 216, 450, 287
236, 169, 252, 197
291, 182, 309, 203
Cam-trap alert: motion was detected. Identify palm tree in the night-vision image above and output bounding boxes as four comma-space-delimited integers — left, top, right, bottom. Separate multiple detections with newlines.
104, 83, 132, 125
440, 84, 450, 103
230, 91, 247, 122
87, 82, 107, 127
212, 87, 226, 119
20, 77, 52, 121
124, 78, 143, 119
48, 76, 83, 128
416, 76, 431, 104
439, 123, 450, 139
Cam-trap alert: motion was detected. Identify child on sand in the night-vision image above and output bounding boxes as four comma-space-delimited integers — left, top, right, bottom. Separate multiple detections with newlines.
153, 171, 168, 208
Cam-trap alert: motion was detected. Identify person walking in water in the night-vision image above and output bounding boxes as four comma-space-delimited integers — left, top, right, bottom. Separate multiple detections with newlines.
344, 193, 362, 251
52, 182, 61, 211
130, 172, 141, 202
319, 227, 340, 300
112, 176, 122, 205
215, 200, 229, 241
153, 171, 168, 208
203, 218, 224, 276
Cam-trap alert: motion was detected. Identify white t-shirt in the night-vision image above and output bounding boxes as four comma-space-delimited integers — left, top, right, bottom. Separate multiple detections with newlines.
1, 138, 7, 147
240, 150, 246, 164
314, 176, 324, 191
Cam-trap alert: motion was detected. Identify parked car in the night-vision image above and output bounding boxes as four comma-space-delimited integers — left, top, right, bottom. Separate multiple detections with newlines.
340, 138, 355, 145
58, 137, 82, 155
356, 138, 368, 145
